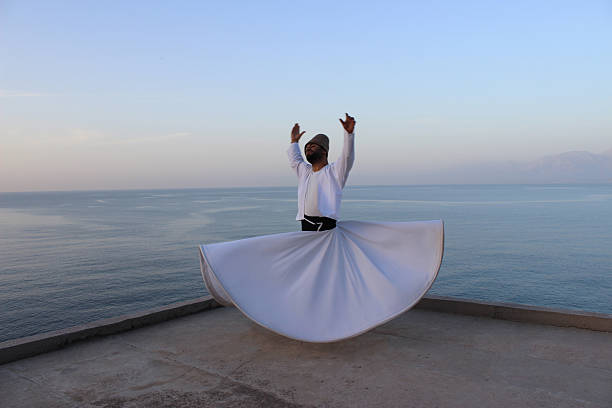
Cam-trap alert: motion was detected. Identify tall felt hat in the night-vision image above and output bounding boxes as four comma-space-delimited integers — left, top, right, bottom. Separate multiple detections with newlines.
305, 134, 329, 152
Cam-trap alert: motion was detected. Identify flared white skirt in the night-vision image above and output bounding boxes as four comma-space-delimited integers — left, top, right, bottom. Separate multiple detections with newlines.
199, 219, 444, 343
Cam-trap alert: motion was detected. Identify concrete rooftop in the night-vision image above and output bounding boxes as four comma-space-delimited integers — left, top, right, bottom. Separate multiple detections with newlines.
1, 304, 611, 408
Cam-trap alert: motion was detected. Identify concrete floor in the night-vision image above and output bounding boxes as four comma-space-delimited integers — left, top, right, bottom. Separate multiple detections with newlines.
1, 307, 611, 408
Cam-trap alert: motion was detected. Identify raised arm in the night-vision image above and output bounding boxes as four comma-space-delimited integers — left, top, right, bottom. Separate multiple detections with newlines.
287, 123, 307, 177
333, 113, 356, 188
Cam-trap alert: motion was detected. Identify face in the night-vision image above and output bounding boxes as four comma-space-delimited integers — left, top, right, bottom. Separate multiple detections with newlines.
305, 143, 326, 164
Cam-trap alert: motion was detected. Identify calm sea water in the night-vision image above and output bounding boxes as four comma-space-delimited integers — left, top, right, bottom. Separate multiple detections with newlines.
1, 185, 611, 342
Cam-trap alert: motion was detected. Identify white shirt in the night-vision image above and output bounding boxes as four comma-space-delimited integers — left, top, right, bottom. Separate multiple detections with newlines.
304, 170, 322, 216
287, 130, 355, 220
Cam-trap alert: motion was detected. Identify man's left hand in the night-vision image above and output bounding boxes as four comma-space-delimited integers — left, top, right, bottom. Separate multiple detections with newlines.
339, 113, 356, 134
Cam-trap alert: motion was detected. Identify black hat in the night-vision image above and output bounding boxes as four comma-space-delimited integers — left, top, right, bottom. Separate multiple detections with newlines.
305, 134, 329, 152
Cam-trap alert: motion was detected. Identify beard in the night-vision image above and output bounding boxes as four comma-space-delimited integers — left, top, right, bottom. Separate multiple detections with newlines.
306, 150, 324, 164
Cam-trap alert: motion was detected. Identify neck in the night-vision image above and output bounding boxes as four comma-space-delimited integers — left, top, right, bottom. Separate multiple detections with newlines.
311, 159, 328, 172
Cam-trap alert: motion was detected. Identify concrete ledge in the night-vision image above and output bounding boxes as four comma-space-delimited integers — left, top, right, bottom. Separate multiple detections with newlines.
416, 295, 612, 332
0, 296, 221, 365
2, 295, 610, 366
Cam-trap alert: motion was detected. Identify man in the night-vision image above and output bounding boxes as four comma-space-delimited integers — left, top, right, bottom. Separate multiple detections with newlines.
199, 111, 444, 343
287, 113, 356, 231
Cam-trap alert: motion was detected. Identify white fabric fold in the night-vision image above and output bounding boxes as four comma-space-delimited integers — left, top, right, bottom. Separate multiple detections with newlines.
199, 219, 444, 343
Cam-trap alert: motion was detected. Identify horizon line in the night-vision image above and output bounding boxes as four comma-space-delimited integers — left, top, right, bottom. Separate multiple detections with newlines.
2, 181, 612, 194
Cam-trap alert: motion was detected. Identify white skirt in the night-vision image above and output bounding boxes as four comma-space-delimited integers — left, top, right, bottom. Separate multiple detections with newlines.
199, 220, 444, 343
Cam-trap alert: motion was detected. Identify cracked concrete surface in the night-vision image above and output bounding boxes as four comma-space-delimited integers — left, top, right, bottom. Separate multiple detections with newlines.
1, 307, 611, 407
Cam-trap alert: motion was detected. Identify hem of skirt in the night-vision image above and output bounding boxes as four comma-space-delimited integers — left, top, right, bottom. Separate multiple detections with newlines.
199, 246, 233, 307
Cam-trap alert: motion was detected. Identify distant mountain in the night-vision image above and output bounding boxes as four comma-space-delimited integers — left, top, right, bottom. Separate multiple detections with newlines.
423, 148, 612, 184
522, 150, 612, 183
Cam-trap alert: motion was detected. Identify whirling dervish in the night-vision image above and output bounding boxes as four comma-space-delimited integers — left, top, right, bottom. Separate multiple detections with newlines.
199, 113, 444, 342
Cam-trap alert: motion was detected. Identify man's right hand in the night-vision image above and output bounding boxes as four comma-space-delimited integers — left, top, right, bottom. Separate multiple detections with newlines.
291, 123, 305, 143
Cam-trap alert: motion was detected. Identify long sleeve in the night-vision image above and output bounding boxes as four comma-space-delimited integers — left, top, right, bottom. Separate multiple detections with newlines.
287, 142, 307, 178
333, 131, 355, 188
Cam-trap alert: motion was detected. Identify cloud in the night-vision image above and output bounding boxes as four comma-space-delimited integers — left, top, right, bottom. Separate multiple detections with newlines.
0, 89, 47, 97
165, 132, 192, 138
68, 128, 109, 143
0, 125, 195, 147
104, 131, 194, 145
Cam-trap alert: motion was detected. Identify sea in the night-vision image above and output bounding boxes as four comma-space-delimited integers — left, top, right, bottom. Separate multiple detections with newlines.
1, 184, 611, 342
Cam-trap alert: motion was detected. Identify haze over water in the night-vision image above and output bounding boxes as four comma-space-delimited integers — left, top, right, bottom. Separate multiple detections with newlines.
1, 184, 611, 342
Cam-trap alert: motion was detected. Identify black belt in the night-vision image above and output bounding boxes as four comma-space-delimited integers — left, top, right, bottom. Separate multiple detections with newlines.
301, 214, 337, 231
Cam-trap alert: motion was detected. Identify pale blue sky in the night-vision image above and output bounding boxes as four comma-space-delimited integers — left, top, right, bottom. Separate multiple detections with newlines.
1, 1, 611, 191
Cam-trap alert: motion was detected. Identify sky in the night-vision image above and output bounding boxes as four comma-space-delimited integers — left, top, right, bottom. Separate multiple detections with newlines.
1, 0, 611, 191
